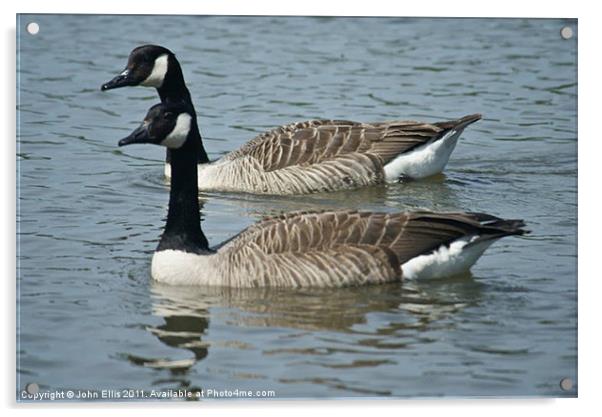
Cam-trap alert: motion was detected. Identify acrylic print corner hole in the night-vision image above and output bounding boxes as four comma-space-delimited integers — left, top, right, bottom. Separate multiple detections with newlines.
560, 26, 573, 39
16, 14, 577, 402
560, 378, 574, 391
26, 22, 39, 35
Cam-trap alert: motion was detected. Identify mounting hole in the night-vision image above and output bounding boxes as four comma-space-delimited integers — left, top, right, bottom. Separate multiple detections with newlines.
25, 382, 39, 395
26, 22, 40, 35
560, 377, 573, 391
560, 26, 573, 40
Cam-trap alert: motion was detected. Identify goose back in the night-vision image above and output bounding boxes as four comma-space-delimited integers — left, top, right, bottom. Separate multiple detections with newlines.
228, 119, 450, 168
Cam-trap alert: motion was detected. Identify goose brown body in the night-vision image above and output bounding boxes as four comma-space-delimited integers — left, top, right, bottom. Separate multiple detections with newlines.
152, 209, 526, 287
192, 115, 482, 194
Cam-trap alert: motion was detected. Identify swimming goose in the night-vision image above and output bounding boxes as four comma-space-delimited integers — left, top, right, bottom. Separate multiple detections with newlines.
118, 102, 526, 287
103, 45, 482, 195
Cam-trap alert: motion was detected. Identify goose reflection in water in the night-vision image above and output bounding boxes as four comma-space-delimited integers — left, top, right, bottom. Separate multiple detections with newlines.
124, 300, 209, 395
123, 274, 483, 394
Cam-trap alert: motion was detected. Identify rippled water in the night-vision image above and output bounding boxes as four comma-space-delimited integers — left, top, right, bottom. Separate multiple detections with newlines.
17, 15, 577, 399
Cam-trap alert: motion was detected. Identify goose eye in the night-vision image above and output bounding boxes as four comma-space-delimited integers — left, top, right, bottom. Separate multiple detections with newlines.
163, 112, 174, 119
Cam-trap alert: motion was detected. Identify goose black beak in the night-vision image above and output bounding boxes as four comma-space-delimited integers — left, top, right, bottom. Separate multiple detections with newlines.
119, 124, 151, 147
101, 71, 136, 91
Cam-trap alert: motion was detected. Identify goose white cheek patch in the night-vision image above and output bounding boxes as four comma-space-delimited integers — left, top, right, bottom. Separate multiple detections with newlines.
140, 54, 168, 87
161, 113, 192, 149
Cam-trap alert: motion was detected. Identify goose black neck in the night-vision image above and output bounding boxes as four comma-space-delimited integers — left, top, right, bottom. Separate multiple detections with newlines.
159, 57, 210, 165
158, 132, 211, 254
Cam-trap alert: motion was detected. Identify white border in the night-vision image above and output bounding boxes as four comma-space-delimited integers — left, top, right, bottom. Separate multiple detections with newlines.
3, 1, 600, 416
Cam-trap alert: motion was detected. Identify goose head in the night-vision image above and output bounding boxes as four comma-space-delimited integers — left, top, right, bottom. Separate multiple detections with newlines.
119, 103, 193, 149
102, 45, 179, 91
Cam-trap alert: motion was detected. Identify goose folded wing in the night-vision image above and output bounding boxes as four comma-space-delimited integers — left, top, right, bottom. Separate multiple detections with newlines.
227, 120, 448, 171
217, 210, 525, 287
223, 210, 513, 262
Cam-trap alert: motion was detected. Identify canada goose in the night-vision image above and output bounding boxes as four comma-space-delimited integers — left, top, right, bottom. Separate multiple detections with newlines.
117, 102, 526, 287
103, 45, 482, 195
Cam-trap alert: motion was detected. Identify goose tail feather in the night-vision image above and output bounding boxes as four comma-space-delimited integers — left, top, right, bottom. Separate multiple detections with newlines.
434, 113, 482, 132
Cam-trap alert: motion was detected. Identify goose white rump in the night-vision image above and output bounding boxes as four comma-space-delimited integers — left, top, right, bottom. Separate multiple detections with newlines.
384, 128, 463, 181
401, 235, 495, 280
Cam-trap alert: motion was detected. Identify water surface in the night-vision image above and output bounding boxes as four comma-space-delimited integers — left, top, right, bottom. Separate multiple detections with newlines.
17, 15, 577, 399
